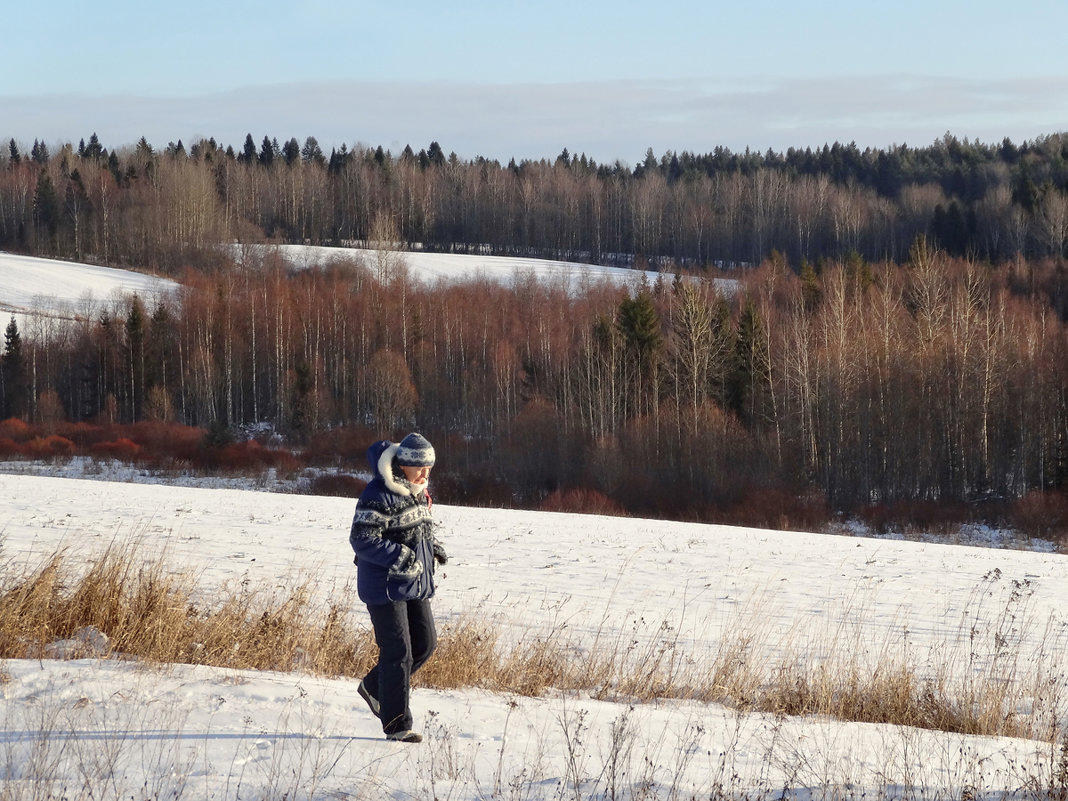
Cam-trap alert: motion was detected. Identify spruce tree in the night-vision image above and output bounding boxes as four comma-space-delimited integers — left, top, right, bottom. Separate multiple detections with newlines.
2, 317, 25, 419
84, 132, 105, 161
282, 137, 300, 166
616, 289, 663, 418
240, 134, 256, 164
301, 137, 325, 166
258, 136, 275, 167
728, 299, 770, 424
30, 139, 50, 163
33, 172, 59, 247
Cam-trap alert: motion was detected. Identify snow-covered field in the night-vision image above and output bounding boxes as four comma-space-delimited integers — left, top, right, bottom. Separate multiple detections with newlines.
0, 252, 178, 333
2, 469, 1068, 799
2, 250, 1066, 797
243, 243, 692, 290
0, 246, 733, 336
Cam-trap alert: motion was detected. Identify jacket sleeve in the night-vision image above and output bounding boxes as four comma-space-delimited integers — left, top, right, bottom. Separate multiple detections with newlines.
350, 503, 407, 568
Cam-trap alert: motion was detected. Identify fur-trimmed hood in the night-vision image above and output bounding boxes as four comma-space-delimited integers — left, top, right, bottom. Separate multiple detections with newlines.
367, 439, 414, 496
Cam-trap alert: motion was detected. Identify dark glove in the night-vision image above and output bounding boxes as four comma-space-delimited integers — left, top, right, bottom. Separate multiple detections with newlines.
432, 541, 448, 566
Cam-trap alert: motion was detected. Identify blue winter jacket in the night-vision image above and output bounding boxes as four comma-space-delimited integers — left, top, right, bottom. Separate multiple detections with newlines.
349, 440, 442, 605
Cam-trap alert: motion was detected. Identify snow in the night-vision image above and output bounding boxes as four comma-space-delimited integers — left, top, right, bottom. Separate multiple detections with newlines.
2, 470, 1067, 798
234, 243, 740, 294
0, 252, 178, 333
0, 249, 1065, 797
0, 246, 733, 338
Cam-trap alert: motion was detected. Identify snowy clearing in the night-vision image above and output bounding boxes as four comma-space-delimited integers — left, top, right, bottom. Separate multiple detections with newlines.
0, 252, 178, 332
2, 471, 1067, 798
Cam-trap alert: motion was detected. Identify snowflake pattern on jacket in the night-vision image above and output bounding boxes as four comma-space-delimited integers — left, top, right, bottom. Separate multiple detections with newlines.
349, 439, 446, 605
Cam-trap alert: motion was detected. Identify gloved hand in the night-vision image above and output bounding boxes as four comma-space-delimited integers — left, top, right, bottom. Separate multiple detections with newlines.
432, 541, 448, 566
388, 545, 424, 580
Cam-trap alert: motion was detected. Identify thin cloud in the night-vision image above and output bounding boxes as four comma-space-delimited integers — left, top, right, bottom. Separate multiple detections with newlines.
4, 75, 1066, 165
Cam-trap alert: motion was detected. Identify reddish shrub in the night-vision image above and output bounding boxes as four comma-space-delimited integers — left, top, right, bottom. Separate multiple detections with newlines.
0, 418, 35, 443
206, 440, 302, 476
538, 487, 628, 517
858, 498, 973, 536
1008, 491, 1068, 542
302, 425, 377, 465
430, 473, 514, 507
308, 473, 367, 498
57, 421, 114, 449
23, 435, 76, 459
0, 436, 21, 457
127, 421, 205, 464
726, 487, 830, 532
90, 438, 144, 462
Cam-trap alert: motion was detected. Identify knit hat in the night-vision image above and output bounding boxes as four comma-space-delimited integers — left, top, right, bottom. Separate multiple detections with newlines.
395, 432, 436, 467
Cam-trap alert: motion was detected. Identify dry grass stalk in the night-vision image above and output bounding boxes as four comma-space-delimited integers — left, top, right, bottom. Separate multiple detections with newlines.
0, 543, 1059, 741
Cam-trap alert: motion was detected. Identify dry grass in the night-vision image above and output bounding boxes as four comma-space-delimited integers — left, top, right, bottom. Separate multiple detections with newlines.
0, 543, 1062, 743
0, 541, 375, 676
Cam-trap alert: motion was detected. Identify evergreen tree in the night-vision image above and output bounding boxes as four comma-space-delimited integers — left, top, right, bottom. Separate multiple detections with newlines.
258, 136, 275, 167
83, 133, 105, 161
426, 141, 445, 167
126, 297, 146, 420
8, 138, 20, 164
282, 137, 300, 166
844, 251, 875, 293
301, 136, 325, 166
30, 139, 50, 163
616, 289, 663, 418
2, 317, 25, 419
33, 172, 59, 247
728, 299, 770, 424
240, 134, 256, 164
617, 290, 662, 362
146, 302, 174, 391
800, 260, 822, 312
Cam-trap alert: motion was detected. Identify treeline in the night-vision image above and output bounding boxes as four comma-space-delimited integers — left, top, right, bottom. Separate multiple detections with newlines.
3, 242, 1068, 528
2, 130, 1068, 271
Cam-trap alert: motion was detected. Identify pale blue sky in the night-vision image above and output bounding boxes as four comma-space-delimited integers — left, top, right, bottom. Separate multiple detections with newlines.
3, 0, 1067, 163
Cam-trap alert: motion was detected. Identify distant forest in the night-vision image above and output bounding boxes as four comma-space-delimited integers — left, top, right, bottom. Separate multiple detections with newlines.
2, 130, 1068, 531
2, 130, 1068, 270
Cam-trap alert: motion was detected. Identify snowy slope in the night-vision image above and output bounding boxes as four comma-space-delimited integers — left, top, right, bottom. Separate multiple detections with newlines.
1, 471, 1065, 798
0, 249, 1058, 798
254, 243, 692, 289
0, 247, 734, 336
0, 251, 178, 332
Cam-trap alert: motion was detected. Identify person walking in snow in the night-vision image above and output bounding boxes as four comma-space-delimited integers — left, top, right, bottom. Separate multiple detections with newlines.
349, 432, 447, 743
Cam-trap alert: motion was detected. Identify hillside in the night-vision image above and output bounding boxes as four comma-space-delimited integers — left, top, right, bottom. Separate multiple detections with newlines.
1, 471, 1067, 798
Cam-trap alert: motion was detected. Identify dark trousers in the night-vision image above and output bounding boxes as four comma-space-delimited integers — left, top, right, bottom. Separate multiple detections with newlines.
363, 599, 437, 734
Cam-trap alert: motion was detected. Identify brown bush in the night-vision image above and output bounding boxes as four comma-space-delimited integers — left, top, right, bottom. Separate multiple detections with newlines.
90, 438, 144, 462
538, 487, 628, 517
127, 421, 205, 463
57, 421, 115, 449
858, 498, 975, 536
0, 418, 34, 443
302, 424, 378, 466
22, 435, 75, 459
308, 472, 367, 498
205, 440, 300, 476
431, 472, 515, 507
725, 487, 830, 532
1009, 490, 1068, 542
